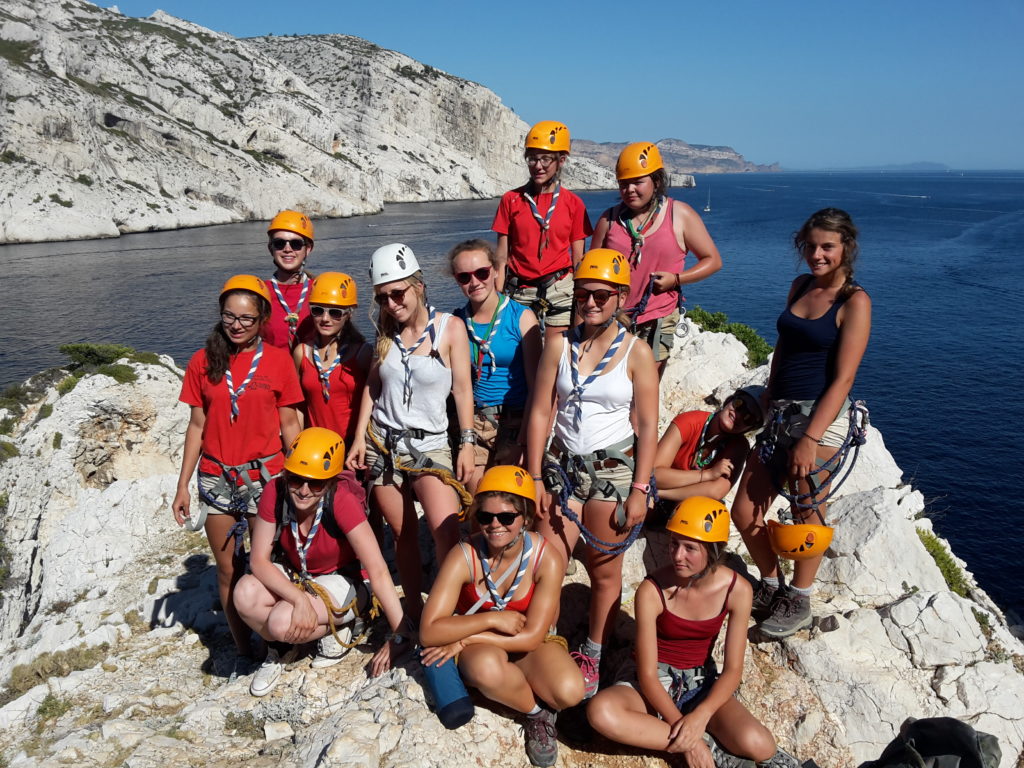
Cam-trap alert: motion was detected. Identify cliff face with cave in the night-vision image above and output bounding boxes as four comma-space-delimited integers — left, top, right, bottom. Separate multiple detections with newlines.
0, 323, 1021, 767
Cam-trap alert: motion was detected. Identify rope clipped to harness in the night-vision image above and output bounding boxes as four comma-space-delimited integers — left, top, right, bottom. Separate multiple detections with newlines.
759, 400, 870, 516
291, 571, 383, 650
366, 424, 473, 520
542, 461, 643, 556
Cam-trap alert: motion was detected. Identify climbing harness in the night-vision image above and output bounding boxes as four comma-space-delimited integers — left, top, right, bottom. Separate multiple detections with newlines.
312, 342, 348, 402
757, 399, 870, 518
522, 181, 560, 259
394, 306, 438, 407
365, 423, 472, 520
567, 322, 626, 429
224, 340, 263, 422
662, 658, 717, 710
457, 296, 508, 379
193, 452, 276, 553
269, 276, 311, 345
618, 197, 665, 269
504, 269, 565, 335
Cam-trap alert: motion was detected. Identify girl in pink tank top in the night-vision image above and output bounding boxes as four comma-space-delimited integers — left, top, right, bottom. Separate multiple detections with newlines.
587, 498, 799, 767
591, 142, 723, 375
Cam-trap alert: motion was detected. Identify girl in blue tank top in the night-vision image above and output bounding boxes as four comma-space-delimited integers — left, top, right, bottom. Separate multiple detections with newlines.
732, 208, 872, 640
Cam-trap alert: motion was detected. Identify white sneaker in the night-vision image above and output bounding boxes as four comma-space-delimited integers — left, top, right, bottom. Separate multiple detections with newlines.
250, 647, 284, 697
311, 625, 353, 669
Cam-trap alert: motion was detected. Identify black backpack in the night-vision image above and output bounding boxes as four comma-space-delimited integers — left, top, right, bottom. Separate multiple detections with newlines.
862, 717, 1001, 768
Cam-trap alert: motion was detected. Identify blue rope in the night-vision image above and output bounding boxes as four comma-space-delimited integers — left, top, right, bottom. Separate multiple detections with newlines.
225, 516, 249, 558
543, 461, 643, 556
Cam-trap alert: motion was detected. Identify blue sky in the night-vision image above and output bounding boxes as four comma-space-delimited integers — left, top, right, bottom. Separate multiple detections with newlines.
109, 0, 1024, 169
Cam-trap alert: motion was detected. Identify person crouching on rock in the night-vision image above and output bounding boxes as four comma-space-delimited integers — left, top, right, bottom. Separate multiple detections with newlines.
650, 386, 766, 524
234, 427, 410, 697
172, 275, 302, 661
731, 208, 871, 639
419, 466, 584, 768
526, 248, 659, 701
587, 497, 799, 768
264, 209, 316, 349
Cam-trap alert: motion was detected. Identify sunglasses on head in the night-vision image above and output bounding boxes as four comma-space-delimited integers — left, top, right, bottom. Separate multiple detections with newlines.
455, 266, 492, 285
310, 305, 349, 319
475, 510, 522, 526
271, 237, 307, 251
285, 474, 328, 493
573, 288, 616, 307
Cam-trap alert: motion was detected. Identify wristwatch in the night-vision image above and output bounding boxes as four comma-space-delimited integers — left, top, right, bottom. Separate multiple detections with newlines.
630, 481, 651, 494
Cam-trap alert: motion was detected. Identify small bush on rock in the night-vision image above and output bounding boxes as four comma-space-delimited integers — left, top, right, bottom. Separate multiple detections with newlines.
59, 343, 133, 367
0, 643, 110, 707
917, 528, 969, 597
687, 305, 772, 367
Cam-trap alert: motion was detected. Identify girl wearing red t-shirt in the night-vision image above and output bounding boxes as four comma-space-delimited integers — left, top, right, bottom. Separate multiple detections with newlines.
587, 498, 798, 768
293, 272, 371, 445
264, 209, 316, 349
172, 275, 302, 658
493, 120, 593, 339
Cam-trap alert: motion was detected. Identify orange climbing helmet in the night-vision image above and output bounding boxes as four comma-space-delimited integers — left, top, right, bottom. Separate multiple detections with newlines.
666, 497, 731, 543
475, 465, 536, 504
284, 427, 345, 480
310, 272, 357, 307
574, 248, 631, 288
525, 121, 571, 154
220, 274, 271, 303
267, 209, 314, 241
766, 520, 833, 560
616, 142, 664, 180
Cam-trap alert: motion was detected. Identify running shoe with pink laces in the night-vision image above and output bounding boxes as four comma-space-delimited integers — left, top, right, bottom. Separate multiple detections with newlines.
570, 649, 600, 699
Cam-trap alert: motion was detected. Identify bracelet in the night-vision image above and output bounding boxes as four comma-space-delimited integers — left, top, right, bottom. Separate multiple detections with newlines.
531, 475, 543, 481
675, 272, 682, 287
630, 481, 651, 494
801, 433, 823, 444
459, 429, 477, 446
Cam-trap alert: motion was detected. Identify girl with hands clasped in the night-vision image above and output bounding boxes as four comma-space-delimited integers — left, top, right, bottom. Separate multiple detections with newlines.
526, 249, 659, 700
587, 498, 798, 768
234, 428, 409, 697
419, 467, 584, 768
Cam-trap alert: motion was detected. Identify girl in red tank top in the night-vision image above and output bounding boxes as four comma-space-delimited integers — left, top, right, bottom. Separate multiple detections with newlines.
587, 498, 799, 767
419, 467, 584, 767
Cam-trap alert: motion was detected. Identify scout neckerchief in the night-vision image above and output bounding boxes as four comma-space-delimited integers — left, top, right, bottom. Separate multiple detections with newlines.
462, 295, 507, 378
270, 275, 311, 344
522, 181, 561, 259
478, 532, 533, 611
394, 306, 437, 407
225, 340, 263, 422
567, 322, 626, 429
288, 494, 326, 581
618, 195, 665, 268
693, 412, 721, 469
312, 342, 348, 402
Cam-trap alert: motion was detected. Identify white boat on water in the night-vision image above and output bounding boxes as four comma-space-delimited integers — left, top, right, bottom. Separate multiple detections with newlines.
703, 188, 711, 213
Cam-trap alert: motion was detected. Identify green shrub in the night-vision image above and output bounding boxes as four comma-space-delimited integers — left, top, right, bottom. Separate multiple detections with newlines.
687, 305, 772, 367
0, 416, 14, 435
96, 364, 137, 384
224, 711, 265, 739
917, 528, 969, 597
0, 441, 18, 464
59, 343, 133, 367
48, 193, 72, 208
56, 375, 80, 396
36, 403, 52, 421
36, 693, 72, 722
52, 432, 62, 450
0, 644, 110, 707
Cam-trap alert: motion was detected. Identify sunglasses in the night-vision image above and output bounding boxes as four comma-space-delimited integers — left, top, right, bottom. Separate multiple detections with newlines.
455, 267, 492, 285
285, 474, 328, 494
475, 510, 522, 526
271, 237, 307, 251
573, 288, 616, 307
374, 285, 411, 306
221, 311, 259, 328
730, 396, 758, 425
310, 305, 350, 319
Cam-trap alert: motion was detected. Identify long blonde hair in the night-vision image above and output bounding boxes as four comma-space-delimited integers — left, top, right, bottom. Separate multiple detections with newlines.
371, 272, 427, 361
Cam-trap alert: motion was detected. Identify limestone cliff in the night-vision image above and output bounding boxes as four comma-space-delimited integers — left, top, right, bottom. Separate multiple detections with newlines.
574, 137, 781, 177
0, 1, 612, 245
0, 327, 1021, 767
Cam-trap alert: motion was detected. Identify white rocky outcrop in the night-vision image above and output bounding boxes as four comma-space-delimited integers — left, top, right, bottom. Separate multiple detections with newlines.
0, 0, 614, 245
0, 329, 1021, 767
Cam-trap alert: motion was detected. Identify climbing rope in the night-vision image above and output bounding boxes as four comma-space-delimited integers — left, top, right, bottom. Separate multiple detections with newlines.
542, 461, 643, 556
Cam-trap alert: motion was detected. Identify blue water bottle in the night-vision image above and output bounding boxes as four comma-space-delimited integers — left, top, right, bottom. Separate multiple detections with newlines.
420, 652, 474, 729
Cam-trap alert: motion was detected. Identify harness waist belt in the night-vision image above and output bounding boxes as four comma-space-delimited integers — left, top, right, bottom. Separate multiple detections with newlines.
549, 439, 634, 470
509, 267, 569, 289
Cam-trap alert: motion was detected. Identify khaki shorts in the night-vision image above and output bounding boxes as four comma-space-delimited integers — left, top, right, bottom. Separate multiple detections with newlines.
197, 471, 263, 518
472, 408, 524, 469
364, 439, 453, 487
634, 309, 680, 363
506, 271, 574, 327
546, 450, 634, 503
771, 398, 850, 449
612, 656, 719, 716
272, 563, 360, 619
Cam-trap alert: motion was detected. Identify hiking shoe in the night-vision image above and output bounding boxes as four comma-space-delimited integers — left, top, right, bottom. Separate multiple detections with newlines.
706, 734, 756, 768
751, 579, 780, 622
758, 588, 812, 638
311, 625, 353, 669
523, 706, 558, 767
250, 647, 284, 697
570, 650, 600, 699
756, 748, 801, 768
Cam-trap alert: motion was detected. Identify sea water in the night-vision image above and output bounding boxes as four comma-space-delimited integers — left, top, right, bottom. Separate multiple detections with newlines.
0, 172, 1021, 617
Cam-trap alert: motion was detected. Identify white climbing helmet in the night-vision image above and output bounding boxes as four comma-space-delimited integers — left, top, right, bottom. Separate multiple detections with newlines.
370, 243, 420, 286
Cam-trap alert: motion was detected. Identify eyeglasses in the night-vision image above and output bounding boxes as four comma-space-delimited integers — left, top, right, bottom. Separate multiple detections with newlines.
374, 285, 412, 306
455, 267, 492, 285
310, 305, 350, 320
526, 154, 559, 168
573, 288, 615, 307
271, 237, 307, 251
475, 510, 522, 526
285, 474, 328, 494
221, 311, 259, 328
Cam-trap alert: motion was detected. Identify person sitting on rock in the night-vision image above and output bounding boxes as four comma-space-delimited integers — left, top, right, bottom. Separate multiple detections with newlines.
234, 427, 409, 697
650, 386, 766, 524
732, 208, 872, 639
419, 466, 584, 768
493, 120, 592, 340
172, 275, 301, 662
264, 209, 316, 349
587, 497, 799, 768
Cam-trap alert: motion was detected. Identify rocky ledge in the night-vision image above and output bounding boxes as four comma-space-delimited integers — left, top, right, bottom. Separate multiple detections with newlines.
0, 325, 1021, 767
